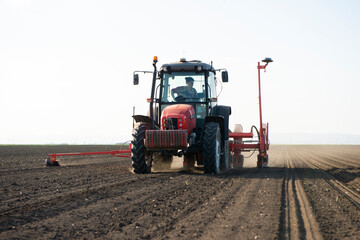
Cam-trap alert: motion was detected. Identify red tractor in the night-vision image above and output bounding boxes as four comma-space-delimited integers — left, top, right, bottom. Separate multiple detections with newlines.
131, 57, 271, 174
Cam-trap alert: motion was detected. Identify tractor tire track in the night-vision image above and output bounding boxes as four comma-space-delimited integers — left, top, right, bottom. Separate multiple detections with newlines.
299, 151, 360, 209
303, 146, 360, 167
278, 149, 323, 240
302, 150, 357, 169
292, 147, 360, 239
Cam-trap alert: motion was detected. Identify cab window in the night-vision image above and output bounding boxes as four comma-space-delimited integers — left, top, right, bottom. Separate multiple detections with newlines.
161, 72, 206, 102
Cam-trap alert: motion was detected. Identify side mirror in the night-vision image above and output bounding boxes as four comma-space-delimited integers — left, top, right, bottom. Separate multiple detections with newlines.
133, 74, 139, 85
221, 71, 229, 82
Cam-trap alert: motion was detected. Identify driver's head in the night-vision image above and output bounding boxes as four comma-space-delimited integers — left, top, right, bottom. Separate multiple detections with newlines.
185, 77, 194, 87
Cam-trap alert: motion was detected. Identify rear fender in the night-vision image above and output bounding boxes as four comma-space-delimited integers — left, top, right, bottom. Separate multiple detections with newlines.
210, 105, 231, 141
132, 115, 153, 124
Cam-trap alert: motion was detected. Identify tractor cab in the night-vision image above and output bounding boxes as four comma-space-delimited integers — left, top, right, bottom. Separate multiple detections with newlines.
157, 60, 223, 133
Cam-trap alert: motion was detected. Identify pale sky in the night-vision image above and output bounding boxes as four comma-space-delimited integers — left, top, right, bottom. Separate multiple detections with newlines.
1, 0, 359, 144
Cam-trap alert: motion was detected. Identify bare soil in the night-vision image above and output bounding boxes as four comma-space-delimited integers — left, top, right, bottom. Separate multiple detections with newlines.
1, 145, 359, 239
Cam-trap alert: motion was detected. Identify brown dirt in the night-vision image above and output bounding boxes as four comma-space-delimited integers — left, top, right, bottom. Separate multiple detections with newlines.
1, 145, 359, 239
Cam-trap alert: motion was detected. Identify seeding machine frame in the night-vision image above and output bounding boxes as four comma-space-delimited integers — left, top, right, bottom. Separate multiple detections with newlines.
45, 57, 272, 172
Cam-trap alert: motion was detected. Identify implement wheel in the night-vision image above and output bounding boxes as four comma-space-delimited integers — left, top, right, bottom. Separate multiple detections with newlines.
131, 122, 152, 174
257, 155, 262, 168
257, 154, 269, 168
232, 154, 244, 168
203, 122, 221, 174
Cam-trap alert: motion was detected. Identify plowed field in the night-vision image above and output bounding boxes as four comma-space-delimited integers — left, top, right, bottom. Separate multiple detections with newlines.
1, 145, 359, 239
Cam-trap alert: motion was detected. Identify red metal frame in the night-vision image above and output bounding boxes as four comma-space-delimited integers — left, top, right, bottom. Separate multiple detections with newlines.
257, 61, 269, 159
48, 149, 131, 164
228, 60, 270, 166
229, 132, 253, 138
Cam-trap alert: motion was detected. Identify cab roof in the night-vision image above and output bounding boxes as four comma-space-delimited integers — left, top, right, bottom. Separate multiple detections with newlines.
160, 59, 215, 73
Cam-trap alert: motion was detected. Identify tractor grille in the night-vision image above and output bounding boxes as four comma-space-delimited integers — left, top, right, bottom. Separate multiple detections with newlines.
171, 118, 178, 129
145, 130, 187, 149
163, 118, 178, 130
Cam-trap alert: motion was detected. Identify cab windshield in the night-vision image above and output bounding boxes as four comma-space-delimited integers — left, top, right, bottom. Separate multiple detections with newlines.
161, 72, 206, 102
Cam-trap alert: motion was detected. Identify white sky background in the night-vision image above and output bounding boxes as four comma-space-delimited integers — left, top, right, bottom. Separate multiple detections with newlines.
0, 0, 359, 144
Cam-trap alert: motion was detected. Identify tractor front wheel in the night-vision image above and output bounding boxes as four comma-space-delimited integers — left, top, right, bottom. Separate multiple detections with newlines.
131, 122, 151, 174
203, 122, 222, 174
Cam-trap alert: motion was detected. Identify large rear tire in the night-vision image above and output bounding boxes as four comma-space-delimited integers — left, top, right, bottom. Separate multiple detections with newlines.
203, 122, 221, 174
131, 122, 151, 174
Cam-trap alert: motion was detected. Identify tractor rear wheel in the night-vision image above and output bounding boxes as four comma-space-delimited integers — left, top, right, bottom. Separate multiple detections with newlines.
203, 122, 221, 174
131, 122, 151, 174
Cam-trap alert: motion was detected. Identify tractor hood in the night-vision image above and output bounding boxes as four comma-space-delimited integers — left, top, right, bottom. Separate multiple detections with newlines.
161, 104, 196, 134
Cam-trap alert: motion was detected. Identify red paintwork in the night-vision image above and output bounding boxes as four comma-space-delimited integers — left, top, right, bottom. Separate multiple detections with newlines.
161, 104, 196, 135
229, 142, 260, 151
48, 149, 131, 164
229, 132, 253, 138
257, 61, 268, 161
228, 61, 270, 167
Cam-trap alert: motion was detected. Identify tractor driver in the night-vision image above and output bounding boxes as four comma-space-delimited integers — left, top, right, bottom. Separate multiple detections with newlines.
171, 77, 197, 101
